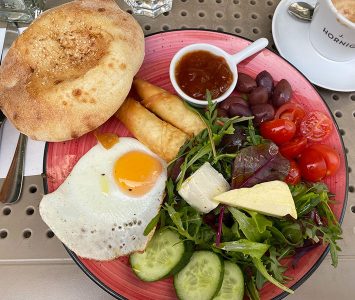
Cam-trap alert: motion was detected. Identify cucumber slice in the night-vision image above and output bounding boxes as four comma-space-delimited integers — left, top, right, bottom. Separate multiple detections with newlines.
130, 229, 192, 282
174, 251, 224, 300
213, 261, 244, 300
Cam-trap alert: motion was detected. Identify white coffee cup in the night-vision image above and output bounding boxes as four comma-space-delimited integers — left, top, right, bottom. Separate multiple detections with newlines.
309, 0, 355, 62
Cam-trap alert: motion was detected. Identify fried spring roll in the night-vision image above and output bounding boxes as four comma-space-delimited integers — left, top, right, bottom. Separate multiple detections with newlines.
134, 79, 206, 137
115, 97, 188, 162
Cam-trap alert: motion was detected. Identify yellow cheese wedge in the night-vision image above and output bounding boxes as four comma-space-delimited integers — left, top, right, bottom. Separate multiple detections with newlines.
213, 180, 297, 219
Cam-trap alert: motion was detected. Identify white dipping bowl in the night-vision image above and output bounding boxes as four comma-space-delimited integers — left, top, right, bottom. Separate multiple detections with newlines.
169, 38, 269, 107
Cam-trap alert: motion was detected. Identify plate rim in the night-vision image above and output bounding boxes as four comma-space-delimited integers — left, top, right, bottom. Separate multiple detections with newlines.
42, 28, 349, 300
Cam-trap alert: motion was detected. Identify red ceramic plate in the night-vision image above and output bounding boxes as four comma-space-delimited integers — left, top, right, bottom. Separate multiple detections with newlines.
44, 30, 348, 300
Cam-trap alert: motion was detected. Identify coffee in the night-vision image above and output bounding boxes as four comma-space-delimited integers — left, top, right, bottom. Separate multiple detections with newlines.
332, 0, 355, 23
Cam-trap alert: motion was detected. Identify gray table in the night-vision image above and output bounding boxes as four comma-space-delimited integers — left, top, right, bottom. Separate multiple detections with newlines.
1, 0, 354, 299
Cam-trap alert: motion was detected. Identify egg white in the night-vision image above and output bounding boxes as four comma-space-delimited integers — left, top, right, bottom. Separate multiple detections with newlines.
40, 137, 167, 260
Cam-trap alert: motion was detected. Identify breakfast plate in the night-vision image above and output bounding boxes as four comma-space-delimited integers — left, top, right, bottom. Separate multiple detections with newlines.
272, 0, 355, 92
44, 30, 348, 300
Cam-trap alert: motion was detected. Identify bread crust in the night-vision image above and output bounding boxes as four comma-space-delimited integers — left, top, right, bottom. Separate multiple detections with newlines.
0, 0, 144, 141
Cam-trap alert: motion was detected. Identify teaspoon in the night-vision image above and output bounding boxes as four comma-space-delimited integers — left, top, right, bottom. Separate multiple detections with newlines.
288, 2, 314, 22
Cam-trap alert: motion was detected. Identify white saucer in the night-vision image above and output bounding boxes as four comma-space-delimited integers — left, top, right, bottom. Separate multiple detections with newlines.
272, 0, 355, 92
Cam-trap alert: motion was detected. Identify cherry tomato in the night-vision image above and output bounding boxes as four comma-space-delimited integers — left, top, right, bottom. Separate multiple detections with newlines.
298, 149, 327, 182
299, 111, 333, 142
285, 160, 301, 185
275, 103, 306, 126
259, 119, 296, 145
308, 144, 340, 176
279, 136, 308, 159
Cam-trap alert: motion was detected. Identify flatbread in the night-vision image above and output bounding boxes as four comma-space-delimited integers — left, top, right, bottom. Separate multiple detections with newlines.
0, 0, 144, 141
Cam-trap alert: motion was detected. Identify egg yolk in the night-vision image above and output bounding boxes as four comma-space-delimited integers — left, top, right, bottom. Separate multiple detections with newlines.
113, 151, 162, 197
95, 132, 119, 149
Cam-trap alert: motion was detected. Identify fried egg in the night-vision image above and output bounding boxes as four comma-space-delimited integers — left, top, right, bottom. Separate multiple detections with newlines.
40, 137, 167, 260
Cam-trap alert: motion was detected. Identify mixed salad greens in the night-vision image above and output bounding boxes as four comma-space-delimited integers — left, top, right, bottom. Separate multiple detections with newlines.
133, 94, 342, 300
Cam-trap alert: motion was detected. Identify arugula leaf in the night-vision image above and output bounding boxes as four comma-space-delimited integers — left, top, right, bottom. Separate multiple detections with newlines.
160, 209, 166, 228
195, 225, 216, 245
255, 246, 293, 290
217, 239, 270, 259
302, 221, 342, 267
324, 227, 342, 268
317, 195, 339, 227
268, 226, 299, 246
231, 222, 241, 238
290, 182, 332, 217
255, 270, 267, 290
164, 202, 215, 245
291, 187, 322, 217
165, 204, 194, 241
143, 212, 160, 236
177, 144, 212, 190
290, 182, 342, 266
252, 258, 294, 294
221, 224, 235, 242
229, 207, 271, 242
166, 178, 177, 205
265, 247, 290, 283
204, 91, 217, 158
247, 119, 263, 146
289, 183, 308, 200
246, 276, 261, 300
280, 223, 303, 244
246, 209, 273, 233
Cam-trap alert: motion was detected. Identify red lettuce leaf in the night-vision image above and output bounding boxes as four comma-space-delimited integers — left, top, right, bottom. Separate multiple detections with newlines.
232, 142, 290, 188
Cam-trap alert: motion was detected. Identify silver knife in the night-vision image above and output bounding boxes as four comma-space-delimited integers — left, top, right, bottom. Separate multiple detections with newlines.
1, 22, 19, 63
0, 22, 18, 141
0, 110, 5, 145
0, 22, 7, 144
0, 22, 28, 204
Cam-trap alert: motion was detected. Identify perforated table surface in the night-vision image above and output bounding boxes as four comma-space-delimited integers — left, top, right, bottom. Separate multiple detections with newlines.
1, 0, 354, 299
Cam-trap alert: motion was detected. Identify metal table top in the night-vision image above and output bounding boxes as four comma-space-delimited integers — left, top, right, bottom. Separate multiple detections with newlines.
0, 0, 354, 299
